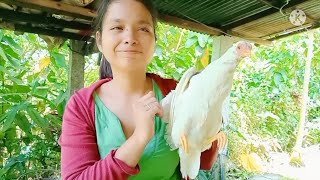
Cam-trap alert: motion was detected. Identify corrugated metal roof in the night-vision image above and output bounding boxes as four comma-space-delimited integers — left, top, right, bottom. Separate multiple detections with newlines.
0, 0, 319, 44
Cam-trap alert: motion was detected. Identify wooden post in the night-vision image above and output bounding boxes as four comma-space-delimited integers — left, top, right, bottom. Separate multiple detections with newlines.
211, 36, 241, 61
67, 40, 85, 98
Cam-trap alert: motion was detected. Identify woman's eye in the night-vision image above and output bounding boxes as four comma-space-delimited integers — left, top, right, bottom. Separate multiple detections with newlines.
110, 27, 123, 30
140, 28, 150, 32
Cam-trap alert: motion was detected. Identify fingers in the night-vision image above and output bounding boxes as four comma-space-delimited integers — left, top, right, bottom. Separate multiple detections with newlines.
139, 91, 163, 117
140, 91, 155, 102
151, 102, 164, 117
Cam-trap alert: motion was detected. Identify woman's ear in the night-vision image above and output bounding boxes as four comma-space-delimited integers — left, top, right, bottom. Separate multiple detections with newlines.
96, 31, 103, 52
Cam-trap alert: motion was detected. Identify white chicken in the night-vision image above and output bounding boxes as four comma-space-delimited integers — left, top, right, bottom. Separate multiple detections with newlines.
161, 41, 252, 179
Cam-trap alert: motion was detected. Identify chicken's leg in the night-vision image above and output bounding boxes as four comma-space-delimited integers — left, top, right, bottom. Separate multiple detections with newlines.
180, 133, 189, 154
204, 131, 227, 150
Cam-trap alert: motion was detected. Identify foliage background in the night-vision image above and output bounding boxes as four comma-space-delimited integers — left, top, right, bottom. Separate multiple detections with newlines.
0, 24, 319, 179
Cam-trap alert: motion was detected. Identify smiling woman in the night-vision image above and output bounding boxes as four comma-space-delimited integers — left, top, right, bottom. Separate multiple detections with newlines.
96, 0, 158, 79
58, 0, 219, 179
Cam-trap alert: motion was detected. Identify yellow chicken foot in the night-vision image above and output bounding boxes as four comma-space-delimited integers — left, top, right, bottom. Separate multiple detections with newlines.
204, 131, 227, 150
180, 133, 189, 154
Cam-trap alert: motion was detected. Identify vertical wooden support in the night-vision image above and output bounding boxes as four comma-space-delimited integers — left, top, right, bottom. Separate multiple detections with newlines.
211, 36, 241, 61
67, 40, 85, 98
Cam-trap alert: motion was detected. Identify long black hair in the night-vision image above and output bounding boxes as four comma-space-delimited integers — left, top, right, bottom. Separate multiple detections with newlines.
93, 0, 158, 79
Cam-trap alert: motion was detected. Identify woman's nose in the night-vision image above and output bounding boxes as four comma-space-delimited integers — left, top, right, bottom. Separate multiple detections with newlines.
123, 28, 138, 45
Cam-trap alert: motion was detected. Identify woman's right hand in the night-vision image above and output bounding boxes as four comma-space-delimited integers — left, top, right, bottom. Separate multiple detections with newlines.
132, 91, 163, 143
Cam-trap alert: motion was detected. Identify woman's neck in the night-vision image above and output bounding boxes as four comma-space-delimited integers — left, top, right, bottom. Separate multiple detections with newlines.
110, 71, 151, 96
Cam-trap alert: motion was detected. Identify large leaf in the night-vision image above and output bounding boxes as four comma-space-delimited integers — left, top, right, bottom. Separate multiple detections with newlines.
0, 65, 11, 74
273, 72, 282, 86
2, 36, 23, 56
0, 45, 8, 61
15, 113, 32, 136
2, 110, 16, 132
27, 107, 48, 128
7, 76, 24, 85
13, 85, 31, 93
0, 30, 3, 41
185, 36, 197, 48
2, 103, 27, 131
32, 86, 49, 98
197, 34, 209, 48
51, 52, 67, 68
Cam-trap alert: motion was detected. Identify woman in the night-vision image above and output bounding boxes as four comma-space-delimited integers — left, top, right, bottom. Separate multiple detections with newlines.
59, 0, 219, 179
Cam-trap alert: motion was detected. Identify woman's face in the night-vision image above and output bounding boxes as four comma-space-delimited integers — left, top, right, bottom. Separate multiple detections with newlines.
96, 0, 156, 74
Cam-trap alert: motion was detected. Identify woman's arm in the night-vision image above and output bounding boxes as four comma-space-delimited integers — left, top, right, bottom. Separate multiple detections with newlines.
59, 95, 140, 180
200, 140, 219, 170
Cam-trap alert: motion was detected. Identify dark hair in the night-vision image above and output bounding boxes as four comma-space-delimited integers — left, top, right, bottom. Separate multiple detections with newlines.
94, 0, 158, 79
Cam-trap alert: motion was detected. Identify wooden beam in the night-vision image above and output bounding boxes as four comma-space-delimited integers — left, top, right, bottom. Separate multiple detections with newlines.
0, 0, 97, 20
13, 24, 93, 41
159, 14, 272, 45
267, 21, 320, 40
158, 14, 222, 36
0, 9, 91, 30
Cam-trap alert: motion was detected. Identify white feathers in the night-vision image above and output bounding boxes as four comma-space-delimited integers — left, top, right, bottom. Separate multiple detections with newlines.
161, 41, 252, 179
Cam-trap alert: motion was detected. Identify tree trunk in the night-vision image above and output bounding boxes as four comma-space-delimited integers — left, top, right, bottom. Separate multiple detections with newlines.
290, 30, 314, 166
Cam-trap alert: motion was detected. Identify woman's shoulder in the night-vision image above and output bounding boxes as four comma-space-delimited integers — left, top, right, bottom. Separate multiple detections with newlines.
148, 73, 177, 96
72, 78, 112, 100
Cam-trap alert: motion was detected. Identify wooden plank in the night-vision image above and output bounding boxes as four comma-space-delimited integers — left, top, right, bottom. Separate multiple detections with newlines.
268, 21, 320, 40
13, 24, 93, 41
159, 14, 222, 36
0, 9, 91, 30
159, 14, 272, 45
0, 0, 97, 20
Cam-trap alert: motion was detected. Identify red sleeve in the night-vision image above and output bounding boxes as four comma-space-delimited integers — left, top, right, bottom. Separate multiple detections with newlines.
200, 140, 219, 170
59, 94, 139, 180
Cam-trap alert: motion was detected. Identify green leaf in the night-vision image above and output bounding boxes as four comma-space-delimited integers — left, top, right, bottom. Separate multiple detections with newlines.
197, 34, 209, 48
0, 45, 9, 61
47, 114, 62, 127
7, 76, 24, 84
51, 52, 66, 68
32, 86, 49, 98
185, 37, 197, 48
3, 108, 17, 132
16, 113, 32, 135
2, 103, 28, 131
0, 30, 3, 41
2, 36, 23, 56
0, 65, 11, 74
55, 91, 67, 105
6, 55, 21, 68
273, 72, 282, 86
0, 113, 7, 123
27, 108, 48, 128
14, 85, 31, 93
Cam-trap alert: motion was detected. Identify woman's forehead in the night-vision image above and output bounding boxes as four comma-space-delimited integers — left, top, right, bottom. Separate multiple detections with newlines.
105, 0, 153, 25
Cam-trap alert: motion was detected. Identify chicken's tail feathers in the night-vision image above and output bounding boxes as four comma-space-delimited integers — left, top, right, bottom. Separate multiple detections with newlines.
160, 90, 174, 123
179, 149, 201, 179
164, 123, 177, 150
166, 67, 197, 150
